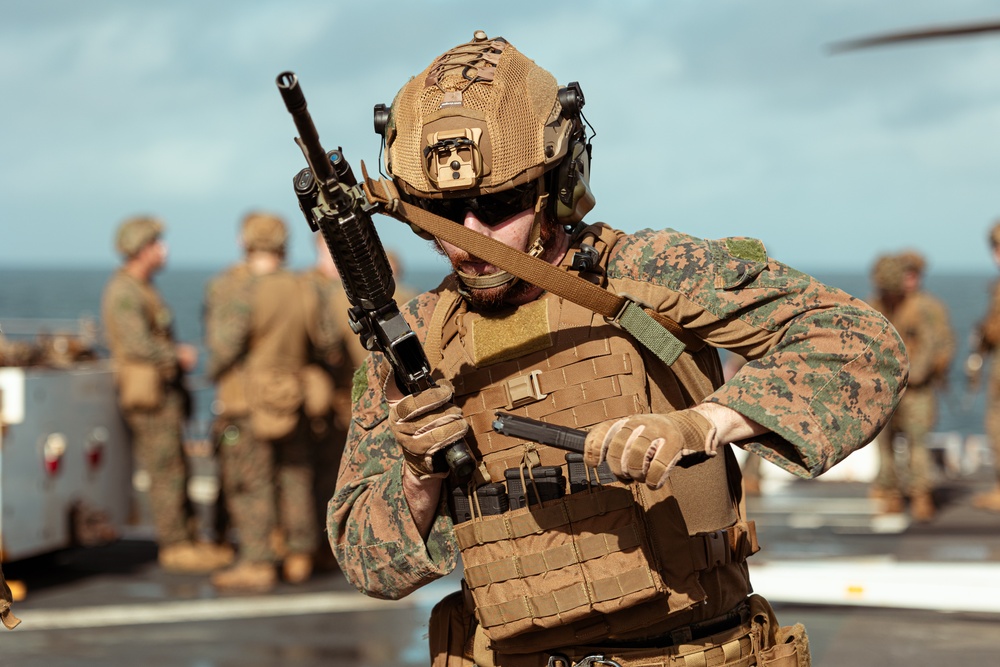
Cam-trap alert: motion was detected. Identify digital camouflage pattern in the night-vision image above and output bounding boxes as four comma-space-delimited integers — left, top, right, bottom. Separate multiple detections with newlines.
298, 267, 352, 563
102, 270, 179, 379
204, 264, 253, 383
205, 263, 280, 563
204, 263, 338, 562
977, 278, 1000, 481
101, 270, 191, 546
329, 226, 908, 601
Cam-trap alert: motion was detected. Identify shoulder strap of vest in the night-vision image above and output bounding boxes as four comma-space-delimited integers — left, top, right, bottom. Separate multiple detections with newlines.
362, 168, 705, 367
425, 276, 464, 369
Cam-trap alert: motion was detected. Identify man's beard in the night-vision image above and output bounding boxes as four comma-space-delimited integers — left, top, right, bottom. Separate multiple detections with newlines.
439, 219, 560, 312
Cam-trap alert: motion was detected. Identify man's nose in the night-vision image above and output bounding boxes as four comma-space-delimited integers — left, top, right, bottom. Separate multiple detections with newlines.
463, 211, 492, 234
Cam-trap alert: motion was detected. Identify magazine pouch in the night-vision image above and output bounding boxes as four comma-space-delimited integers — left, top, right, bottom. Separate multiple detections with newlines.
454, 482, 668, 644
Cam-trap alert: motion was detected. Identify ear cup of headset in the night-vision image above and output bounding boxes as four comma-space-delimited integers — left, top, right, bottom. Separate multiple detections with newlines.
549, 137, 595, 224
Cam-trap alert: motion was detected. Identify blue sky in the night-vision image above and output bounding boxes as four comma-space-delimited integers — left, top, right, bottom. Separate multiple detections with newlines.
4, 0, 1000, 274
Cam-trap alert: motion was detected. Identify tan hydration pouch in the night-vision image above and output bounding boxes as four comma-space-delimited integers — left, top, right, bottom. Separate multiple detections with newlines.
301, 364, 335, 418
246, 368, 303, 440
116, 361, 164, 410
454, 481, 668, 644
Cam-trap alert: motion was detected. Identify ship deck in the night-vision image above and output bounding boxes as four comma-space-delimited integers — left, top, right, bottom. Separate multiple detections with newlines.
3, 468, 1000, 666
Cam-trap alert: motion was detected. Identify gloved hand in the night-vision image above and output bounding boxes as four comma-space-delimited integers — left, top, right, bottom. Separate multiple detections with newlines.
382, 363, 469, 480
584, 409, 717, 489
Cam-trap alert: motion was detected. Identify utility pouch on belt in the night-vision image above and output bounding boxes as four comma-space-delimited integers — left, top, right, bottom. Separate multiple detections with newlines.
116, 361, 164, 411
301, 364, 335, 418
246, 368, 304, 439
429, 589, 476, 667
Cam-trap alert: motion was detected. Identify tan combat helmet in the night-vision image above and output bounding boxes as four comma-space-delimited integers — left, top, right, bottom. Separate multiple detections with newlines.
897, 249, 926, 276
241, 211, 288, 253
375, 30, 595, 225
871, 254, 905, 295
115, 215, 164, 259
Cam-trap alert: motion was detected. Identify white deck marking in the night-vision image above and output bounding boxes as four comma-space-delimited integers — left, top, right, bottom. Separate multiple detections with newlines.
750, 558, 1000, 613
14, 578, 462, 631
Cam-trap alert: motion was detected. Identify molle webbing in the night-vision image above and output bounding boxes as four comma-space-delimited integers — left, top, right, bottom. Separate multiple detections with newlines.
361, 171, 704, 365
455, 485, 757, 634
442, 294, 650, 480
454, 484, 667, 640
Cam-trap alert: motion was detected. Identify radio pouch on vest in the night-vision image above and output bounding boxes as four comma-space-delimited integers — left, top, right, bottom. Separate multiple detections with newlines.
246, 368, 303, 439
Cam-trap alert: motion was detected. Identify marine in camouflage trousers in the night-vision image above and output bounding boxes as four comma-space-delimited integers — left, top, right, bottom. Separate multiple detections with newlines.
874, 385, 936, 497
122, 388, 191, 546
986, 371, 1000, 484
216, 415, 317, 563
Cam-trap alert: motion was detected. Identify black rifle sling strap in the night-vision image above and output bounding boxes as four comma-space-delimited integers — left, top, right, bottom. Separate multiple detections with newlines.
362, 167, 705, 366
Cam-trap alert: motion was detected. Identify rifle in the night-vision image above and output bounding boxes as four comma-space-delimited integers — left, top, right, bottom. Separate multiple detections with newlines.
276, 71, 474, 482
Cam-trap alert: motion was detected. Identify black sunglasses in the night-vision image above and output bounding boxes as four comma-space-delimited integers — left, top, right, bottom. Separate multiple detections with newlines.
416, 182, 538, 227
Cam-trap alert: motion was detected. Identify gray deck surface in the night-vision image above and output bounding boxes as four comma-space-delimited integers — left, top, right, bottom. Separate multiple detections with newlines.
3, 472, 1000, 666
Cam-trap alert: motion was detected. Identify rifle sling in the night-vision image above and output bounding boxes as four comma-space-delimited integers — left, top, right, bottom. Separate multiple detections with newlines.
362, 171, 704, 366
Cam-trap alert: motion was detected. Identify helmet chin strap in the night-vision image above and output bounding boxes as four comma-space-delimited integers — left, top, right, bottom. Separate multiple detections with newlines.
454, 188, 548, 292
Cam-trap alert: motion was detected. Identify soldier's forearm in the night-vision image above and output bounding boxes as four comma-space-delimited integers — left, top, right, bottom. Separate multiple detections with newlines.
402, 467, 444, 540
691, 402, 768, 446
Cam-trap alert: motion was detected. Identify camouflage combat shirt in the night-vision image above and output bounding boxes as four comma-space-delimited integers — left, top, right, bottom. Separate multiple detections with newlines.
871, 290, 954, 388
330, 227, 908, 600
101, 269, 179, 379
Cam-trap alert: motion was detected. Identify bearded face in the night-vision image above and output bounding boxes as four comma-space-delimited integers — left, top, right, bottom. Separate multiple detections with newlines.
435, 213, 563, 311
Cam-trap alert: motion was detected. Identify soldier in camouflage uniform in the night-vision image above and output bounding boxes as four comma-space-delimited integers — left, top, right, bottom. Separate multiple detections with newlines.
868, 253, 954, 522
329, 32, 907, 667
968, 222, 1000, 512
101, 216, 232, 573
205, 212, 334, 591
298, 234, 353, 570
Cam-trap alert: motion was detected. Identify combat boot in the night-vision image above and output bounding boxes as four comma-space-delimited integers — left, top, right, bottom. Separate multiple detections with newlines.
878, 492, 905, 515
910, 492, 936, 523
211, 561, 277, 593
283, 553, 313, 584
159, 541, 232, 574
972, 487, 1000, 513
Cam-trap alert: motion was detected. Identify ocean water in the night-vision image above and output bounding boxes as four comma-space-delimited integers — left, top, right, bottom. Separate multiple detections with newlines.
0, 265, 993, 436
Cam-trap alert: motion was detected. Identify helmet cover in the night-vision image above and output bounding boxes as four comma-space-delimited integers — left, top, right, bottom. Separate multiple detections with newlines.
384, 30, 575, 199
871, 254, 905, 294
241, 211, 288, 252
115, 215, 164, 258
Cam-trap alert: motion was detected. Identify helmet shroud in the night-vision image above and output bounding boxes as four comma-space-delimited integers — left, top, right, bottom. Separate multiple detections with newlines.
384, 32, 577, 201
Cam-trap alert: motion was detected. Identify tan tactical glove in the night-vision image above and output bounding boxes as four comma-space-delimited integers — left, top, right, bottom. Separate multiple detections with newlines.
382, 363, 469, 480
584, 409, 718, 489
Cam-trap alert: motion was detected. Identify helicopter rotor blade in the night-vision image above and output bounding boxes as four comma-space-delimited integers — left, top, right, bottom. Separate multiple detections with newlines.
830, 19, 1000, 53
